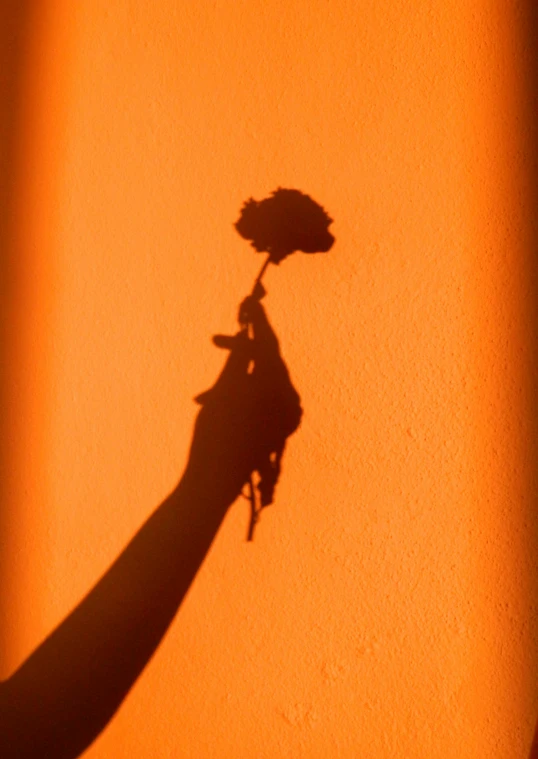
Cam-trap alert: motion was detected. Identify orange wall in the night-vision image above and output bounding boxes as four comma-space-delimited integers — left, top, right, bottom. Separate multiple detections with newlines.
4, 1, 538, 756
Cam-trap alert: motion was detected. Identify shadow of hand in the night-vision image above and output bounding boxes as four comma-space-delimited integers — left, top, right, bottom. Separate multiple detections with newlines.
185, 295, 302, 527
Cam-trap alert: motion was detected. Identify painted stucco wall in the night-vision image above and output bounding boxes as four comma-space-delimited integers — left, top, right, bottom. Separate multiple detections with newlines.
3, 1, 538, 756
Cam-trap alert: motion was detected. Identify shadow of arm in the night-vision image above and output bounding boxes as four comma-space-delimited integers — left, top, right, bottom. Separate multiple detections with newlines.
0, 472, 229, 759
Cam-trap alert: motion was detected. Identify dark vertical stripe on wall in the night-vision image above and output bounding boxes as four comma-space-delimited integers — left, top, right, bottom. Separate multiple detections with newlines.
0, 1, 34, 669
524, 0, 538, 754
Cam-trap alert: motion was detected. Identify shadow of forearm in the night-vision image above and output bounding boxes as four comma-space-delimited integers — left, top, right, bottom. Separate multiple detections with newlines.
0, 474, 228, 759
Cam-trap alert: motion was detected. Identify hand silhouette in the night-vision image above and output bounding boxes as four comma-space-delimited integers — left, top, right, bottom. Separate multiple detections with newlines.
185, 292, 302, 528
184, 327, 257, 507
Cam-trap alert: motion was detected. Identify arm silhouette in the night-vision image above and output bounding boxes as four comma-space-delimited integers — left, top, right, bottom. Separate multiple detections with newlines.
0, 298, 301, 759
0, 473, 231, 759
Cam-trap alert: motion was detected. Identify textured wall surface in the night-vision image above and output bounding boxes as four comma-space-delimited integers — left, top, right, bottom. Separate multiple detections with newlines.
3, 0, 538, 756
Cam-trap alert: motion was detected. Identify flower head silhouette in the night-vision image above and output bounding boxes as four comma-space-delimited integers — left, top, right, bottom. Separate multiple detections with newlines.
235, 188, 334, 287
